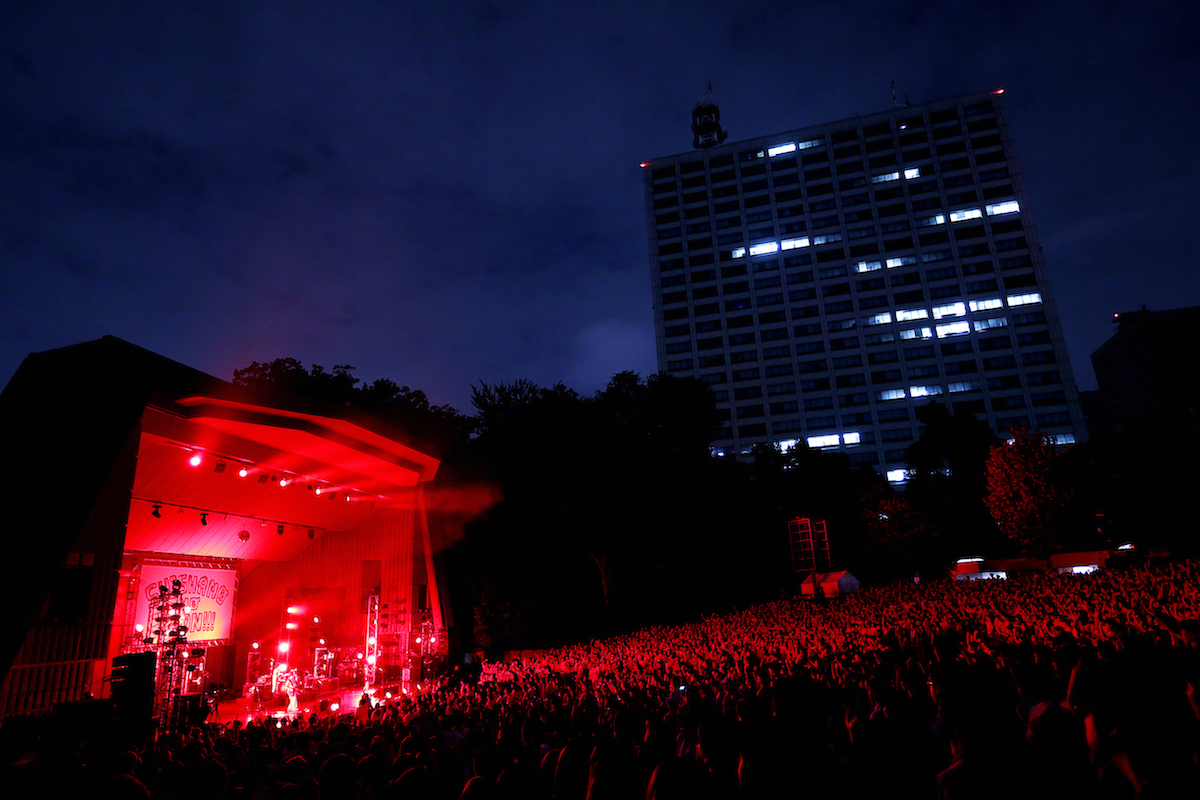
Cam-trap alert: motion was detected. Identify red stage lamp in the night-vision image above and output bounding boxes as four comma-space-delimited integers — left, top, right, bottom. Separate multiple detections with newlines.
278, 642, 289, 653
367, 654, 376, 665
312, 616, 320, 624
189, 454, 202, 467
252, 641, 259, 650
286, 622, 299, 630
286, 606, 302, 615
238, 468, 249, 478
368, 635, 376, 645
318, 638, 325, 645
415, 636, 422, 643
279, 478, 289, 487
134, 623, 145, 633
330, 702, 340, 712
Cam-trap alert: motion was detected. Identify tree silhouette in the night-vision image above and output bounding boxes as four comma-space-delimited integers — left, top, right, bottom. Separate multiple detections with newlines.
985, 427, 1073, 556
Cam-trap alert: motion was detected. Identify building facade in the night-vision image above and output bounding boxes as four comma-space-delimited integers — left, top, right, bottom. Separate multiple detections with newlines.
1091, 305, 1200, 431
643, 90, 1087, 480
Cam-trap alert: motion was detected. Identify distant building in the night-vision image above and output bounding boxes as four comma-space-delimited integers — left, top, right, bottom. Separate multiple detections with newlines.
1090, 306, 1200, 430
642, 90, 1088, 482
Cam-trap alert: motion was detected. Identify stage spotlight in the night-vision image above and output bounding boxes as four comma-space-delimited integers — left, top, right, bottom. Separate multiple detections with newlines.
315, 487, 322, 495
313, 616, 319, 624
152, 505, 162, 518
278, 642, 289, 653
279, 478, 288, 487
319, 638, 325, 645
330, 702, 340, 712
189, 454, 202, 467
286, 606, 302, 615
238, 467, 249, 478
200, 513, 208, 526
307, 529, 315, 540
277, 524, 284, 536
252, 641, 259, 650
286, 622, 299, 630
214, 462, 227, 473
134, 623, 145, 633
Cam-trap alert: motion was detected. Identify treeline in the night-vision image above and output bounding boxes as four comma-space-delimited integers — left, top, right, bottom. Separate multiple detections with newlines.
233, 359, 1196, 653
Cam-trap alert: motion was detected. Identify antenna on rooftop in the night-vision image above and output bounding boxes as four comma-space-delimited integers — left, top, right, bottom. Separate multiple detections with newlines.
691, 83, 728, 149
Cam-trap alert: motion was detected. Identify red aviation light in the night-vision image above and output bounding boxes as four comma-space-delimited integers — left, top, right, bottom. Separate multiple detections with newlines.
991, 88, 1005, 95
639, 161, 651, 168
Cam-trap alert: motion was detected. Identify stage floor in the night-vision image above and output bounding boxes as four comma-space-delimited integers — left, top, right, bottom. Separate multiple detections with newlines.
208, 681, 409, 726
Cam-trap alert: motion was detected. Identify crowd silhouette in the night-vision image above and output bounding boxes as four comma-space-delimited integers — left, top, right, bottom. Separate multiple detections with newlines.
3, 561, 1197, 798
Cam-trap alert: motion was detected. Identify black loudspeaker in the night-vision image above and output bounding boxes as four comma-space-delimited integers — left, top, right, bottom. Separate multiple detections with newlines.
111, 651, 157, 742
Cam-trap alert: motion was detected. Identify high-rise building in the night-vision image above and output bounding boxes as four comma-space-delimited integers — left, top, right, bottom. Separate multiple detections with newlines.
1090, 305, 1200, 430
643, 90, 1087, 481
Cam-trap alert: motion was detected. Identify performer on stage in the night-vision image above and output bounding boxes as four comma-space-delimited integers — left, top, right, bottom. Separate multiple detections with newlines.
282, 669, 299, 714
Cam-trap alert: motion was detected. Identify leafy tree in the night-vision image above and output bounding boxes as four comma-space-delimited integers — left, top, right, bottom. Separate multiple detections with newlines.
857, 478, 935, 576
985, 427, 1073, 556
232, 358, 473, 452
903, 402, 1000, 558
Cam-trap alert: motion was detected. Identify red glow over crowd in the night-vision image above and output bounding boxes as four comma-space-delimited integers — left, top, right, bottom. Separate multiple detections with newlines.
4, 561, 1199, 798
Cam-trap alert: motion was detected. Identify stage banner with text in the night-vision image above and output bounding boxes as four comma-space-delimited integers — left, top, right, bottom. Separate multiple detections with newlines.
139, 564, 237, 642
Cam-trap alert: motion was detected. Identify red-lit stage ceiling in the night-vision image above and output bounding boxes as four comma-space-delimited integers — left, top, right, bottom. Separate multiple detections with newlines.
124, 394, 440, 562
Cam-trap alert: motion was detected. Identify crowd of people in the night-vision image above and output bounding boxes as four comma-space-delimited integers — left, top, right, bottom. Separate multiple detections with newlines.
3, 560, 1198, 798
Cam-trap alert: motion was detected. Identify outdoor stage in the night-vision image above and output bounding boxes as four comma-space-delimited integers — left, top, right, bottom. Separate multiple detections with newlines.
0, 338, 452, 721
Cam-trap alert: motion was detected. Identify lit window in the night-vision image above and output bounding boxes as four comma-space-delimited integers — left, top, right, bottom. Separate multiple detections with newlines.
797, 138, 824, 150
843, 431, 861, 444
969, 298, 1003, 312
909, 384, 943, 398
900, 326, 933, 340
986, 201, 1020, 216
949, 208, 983, 222
781, 237, 810, 250
864, 312, 893, 326
933, 302, 966, 319
812, 233, 843, 245
896, 308, 929, 322
916, 214, 946, 227
871, 172, 901, 184
948, 381, 980, 393
768, 143, 797, 157
749, 241, 779, 256
1050, 433, 1076, 445
936, 321, 971, 338
807, 434, 840, 449
777, 438, 800, 453
972, 317, 1008, 332
886, 256, 917, 268
886, 469, 907, 483
1069, 565, 1099, 575
1007, 292, 1042, 307
855, 260, 882, 273
730, 247, 747, 259
904, 167, 921, 179
878, 388, 907, 401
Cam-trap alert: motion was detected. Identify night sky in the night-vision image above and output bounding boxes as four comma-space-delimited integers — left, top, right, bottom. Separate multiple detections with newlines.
3, 1, 1198, 413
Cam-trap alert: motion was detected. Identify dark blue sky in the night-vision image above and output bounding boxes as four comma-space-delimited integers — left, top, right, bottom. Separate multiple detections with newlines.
3, 1, 1198, 412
